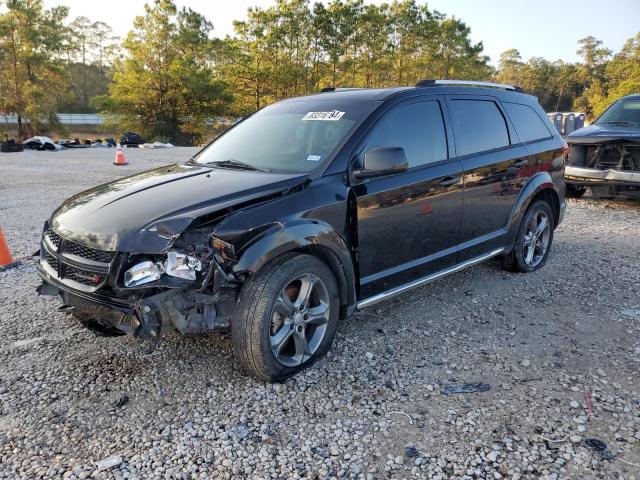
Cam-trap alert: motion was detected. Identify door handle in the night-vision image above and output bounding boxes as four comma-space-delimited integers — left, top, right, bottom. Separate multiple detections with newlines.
438, 175, 461, 187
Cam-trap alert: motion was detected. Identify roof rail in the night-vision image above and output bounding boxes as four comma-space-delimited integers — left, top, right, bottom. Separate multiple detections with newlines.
416, 79, 523, 92
320, 87, 363, 93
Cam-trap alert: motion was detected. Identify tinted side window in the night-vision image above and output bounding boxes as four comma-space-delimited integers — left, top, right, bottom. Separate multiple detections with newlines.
364, 101, 447, 168
503, 102, 552, 143
449, 100, 509, 156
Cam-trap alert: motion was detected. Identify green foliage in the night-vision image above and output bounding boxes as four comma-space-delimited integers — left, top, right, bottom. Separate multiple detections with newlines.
588, 33, 640, 117
495, 32, 640, 119
218, 0, 492, 115
58, 62, 111, 113
1, 0, 637, 142
497, 53, 582, 112
61, 15, 119, 113
0, 0, 70, 137
105, 0, 232, 144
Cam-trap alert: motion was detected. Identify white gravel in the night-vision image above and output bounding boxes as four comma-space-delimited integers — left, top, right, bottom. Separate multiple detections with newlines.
1, 148, 639, 479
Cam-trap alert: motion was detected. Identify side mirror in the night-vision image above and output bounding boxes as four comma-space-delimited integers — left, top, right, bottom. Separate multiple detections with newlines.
353, 147, 409, 179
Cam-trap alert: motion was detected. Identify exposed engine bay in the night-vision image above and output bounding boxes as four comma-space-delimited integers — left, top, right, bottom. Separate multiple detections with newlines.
569, 141, 640, 172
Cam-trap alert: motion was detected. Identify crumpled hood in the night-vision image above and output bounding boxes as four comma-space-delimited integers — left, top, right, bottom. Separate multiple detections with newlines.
50, 163, 307, 253
568, 124, 640, 143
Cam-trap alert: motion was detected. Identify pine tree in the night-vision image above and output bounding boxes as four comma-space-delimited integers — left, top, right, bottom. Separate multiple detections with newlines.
0, 0, 70, 137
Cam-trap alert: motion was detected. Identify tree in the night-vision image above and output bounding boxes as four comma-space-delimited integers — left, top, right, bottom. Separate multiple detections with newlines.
92, 21, 119, 72
590, 33, 640, 116
218, 9, 272, 112
220, 0, 492, 114
104, 0, 231, 144
70, 16, 93, 65
496, 49, 522, 86
573, 36, 612, 116
0, 0, 70, 137
357, 3, 392, 87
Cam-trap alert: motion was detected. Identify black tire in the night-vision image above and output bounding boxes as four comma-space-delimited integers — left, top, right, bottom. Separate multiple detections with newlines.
502, 200, 555, 273
565, 184, 586, 198
232, 253, 340, 382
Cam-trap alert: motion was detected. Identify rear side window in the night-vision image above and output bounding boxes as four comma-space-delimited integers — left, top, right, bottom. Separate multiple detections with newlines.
364, 101, 447, 168
503, 102, 552, 143
449, 100, 509, 156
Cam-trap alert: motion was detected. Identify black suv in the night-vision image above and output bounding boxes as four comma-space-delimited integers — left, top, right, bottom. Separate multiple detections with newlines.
37, 80, 566, 381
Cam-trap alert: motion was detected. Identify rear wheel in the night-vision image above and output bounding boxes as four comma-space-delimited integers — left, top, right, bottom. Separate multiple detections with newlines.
232, 253, 339, 382
502, 200, 554, 273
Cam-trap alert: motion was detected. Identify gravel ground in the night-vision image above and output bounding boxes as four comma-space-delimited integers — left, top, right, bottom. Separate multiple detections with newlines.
0, 148, 639, 480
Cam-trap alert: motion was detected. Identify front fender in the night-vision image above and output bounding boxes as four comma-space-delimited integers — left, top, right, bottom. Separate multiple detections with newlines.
506, 171, 560, 244
232, 220, 357, 307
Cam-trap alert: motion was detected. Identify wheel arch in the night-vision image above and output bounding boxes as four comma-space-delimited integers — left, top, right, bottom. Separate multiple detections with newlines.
505, 172, 561, 249
231, 220, 357, 318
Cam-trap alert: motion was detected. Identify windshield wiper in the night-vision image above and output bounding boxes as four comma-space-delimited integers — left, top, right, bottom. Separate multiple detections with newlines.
600, 121, 637, 126
207, 159, 265, 172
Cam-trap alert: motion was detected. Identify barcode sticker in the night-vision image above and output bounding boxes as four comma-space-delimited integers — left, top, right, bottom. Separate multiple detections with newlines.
302, 110, 345, 121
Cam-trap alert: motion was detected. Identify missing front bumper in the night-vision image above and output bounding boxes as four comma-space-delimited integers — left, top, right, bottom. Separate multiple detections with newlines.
37, 269, 232, 339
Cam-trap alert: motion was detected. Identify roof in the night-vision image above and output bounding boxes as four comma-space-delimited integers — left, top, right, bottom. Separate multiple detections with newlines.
281, 83, 537, 104
280, 87, 412, 103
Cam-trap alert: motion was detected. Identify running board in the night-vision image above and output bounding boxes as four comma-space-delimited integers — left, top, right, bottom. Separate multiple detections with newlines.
356, 248, 505, 309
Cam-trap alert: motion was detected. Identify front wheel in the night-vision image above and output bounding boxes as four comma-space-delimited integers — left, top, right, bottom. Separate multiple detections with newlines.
502, 200, 555, 273
232, 253, 339, 382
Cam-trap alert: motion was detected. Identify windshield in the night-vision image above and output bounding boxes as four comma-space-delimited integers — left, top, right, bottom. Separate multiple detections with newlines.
595, 99, 640, 127
194, 99, 378, 173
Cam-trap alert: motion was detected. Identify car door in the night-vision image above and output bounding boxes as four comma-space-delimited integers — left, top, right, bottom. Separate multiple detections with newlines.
445, 95, 531, 260
351, 97, 464, 299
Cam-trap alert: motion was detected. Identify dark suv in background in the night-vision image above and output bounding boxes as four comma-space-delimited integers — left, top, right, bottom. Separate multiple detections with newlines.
37, 80, 566, 381
565, 94, 640, 198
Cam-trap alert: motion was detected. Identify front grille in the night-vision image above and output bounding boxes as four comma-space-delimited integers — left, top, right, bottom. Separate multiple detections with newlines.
45, 252, 58, 271
65, 266, 105, 286
41, 225, 115, 292
45, 229, 62, 251
64, 241, 114, 263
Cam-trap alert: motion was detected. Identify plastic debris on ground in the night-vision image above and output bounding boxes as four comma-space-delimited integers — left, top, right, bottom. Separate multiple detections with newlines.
621, 308, 640, 319
440, 382, 491, 395
139, 141, 175, 149
1, 138, 24, 153
584, 438, 615, 462
23, 136, 62, 151
96, 455, 123, 471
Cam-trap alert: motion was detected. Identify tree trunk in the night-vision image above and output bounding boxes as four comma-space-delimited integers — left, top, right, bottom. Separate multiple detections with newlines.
332, 61, 337, 87
17, 115, 24, 139
255, 57, 261, 110
555, 86, 564, 111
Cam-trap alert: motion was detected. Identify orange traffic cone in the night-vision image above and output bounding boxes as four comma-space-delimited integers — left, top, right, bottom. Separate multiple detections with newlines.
0, 227, 21, 271
114, 142, 128, 166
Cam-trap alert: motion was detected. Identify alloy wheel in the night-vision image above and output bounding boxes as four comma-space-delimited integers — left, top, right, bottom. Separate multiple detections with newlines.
269, 273, 330, 367
522, 210, 551, 268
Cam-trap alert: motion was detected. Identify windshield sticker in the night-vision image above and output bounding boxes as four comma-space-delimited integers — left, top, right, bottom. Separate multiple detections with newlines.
306, 154, 322, 162
302, 110, 345, 121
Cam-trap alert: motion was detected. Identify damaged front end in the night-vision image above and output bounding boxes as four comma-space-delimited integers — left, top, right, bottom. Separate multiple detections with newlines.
37, 222, 240, 339
565, 139, 640, 197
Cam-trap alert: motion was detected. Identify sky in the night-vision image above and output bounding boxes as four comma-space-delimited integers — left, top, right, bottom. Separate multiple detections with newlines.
44, 0, 640, 65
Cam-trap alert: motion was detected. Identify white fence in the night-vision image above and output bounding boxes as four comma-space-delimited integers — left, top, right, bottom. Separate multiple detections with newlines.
1, 113, 106, 125
0, 114, 239, 127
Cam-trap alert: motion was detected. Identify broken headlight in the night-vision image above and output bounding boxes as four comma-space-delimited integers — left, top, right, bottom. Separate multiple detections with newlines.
124, 261, 164, 287
123, 251, 202, 287
164, 251, 202, 280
